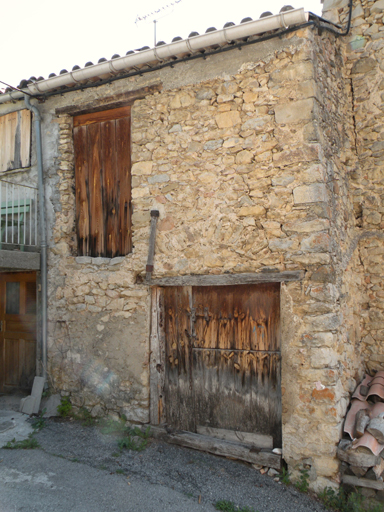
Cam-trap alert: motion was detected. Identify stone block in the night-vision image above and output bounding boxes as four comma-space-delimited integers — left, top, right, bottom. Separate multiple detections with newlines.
131, 161, 153, 175
305, 313, 340, 332
236, 150, 253, 164
310, 265, 335, 283
203, 139, 223, 151
372, 0, 384, 13
273, 144, 320, 167
293, 183, 327, 204
238, 205, 266, 217
241, 116, 270, 131
272, 175, 294, 187
270, 61, 314, 83
268, 238, 297, 251
311, 348, 338, 369
42, 394, 61, 417
301, 233, 331, 253
275, 99, 315, 125
289, 253, 330, 265
283, 219, 329, 234
75, 256, 92, 264
215, 111, 241, 128
148, 174, 170, 184
351, 57, 377, 74
20, 376, 45, 415
132, 187, 150, 199
322, 0, 349, 9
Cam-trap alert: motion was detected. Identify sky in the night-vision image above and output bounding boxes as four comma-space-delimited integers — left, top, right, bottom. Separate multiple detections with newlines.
0, 0, 323, 93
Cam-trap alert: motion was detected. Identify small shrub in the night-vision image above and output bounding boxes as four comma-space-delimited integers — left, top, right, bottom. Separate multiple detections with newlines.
318, 486, 384, 512
76, 407, 96, 426
31, 408, 46, 431
279, 467, 290, 485
3, 435, 40, 449
115, 469, 125, 474
117, 426, 151, 452
215, 500, 256, 512
100, 417, 127, 435
57, 397, 72, 418
295, 469, 309, 493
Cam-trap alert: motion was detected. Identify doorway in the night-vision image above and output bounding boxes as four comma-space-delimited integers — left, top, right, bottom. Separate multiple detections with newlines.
153, 283, 281, 448
0, 272, 37, 392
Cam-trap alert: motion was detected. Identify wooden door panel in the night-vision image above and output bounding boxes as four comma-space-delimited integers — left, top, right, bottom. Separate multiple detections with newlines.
4, 338, 19, 387
74, 107, 131, 258
0, 272, 37, 392
193, 349, 254, 433
163, 286, 194, 432
163, 282, 281, 447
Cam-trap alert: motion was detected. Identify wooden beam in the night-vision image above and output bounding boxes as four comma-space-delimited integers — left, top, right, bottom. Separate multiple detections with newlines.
196, 426, 273, 449
55, 84, 162, 116
149, 271, 304, 287
149, 426, 281, 469
149, 287, 160, 425
342, 474, 384, 490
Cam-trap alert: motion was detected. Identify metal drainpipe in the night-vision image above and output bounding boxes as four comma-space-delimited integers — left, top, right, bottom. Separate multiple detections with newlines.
24, 95, 47, 385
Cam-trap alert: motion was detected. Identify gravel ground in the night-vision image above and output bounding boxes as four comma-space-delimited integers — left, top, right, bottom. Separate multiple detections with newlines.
25, 417, 329, 512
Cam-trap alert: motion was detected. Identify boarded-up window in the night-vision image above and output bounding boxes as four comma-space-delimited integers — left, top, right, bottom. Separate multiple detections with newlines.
73, 106, 132, 258
0, 110, 31, 172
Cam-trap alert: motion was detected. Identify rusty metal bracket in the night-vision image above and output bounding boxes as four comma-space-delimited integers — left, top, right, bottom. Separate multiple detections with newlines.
146, 210, 160, 282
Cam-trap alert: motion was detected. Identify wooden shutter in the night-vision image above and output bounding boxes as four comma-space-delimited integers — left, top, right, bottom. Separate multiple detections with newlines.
73, 106, 131, 258
0, 110, 31, 172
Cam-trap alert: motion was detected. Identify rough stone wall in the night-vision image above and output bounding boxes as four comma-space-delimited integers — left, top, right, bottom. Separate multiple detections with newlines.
323, 0, 384, 375
28, 25, 363, 489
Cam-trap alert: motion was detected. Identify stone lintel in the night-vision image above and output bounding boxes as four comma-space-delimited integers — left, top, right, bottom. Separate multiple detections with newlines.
0, 249, 40, 270
148, 270, 304, 287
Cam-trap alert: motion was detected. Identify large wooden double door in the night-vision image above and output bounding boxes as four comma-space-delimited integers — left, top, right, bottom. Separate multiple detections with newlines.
157, 283, 281, 447
0, 272, 37, 392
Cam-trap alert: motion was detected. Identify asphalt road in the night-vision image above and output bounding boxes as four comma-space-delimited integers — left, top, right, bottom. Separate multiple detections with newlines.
0, 417, 328, 512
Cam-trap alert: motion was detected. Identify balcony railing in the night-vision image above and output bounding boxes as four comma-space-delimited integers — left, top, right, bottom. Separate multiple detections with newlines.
0, 180, 39, 250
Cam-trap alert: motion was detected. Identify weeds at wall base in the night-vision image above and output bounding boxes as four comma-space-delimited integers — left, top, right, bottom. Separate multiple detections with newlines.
278, 468, 384, 512
2, 435, 40, 450
215, 500, 257, 512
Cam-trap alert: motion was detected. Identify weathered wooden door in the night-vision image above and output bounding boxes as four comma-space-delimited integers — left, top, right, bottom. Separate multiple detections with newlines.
162, 283, 281, 447
0, 272, 37, 392
73, 106, 131, 258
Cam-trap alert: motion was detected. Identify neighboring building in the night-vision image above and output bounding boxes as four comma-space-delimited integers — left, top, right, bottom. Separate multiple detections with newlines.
0, 0, 383, 490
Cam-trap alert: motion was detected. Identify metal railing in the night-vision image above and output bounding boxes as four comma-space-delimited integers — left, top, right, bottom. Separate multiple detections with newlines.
0, 180, 39, 249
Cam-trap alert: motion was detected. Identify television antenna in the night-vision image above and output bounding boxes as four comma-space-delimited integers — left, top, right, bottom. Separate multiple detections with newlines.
135, 0, 183, 47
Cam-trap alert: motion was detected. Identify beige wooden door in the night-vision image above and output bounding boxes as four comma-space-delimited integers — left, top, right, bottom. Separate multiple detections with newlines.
163, 283, 281, 447
0, 272, 37, 392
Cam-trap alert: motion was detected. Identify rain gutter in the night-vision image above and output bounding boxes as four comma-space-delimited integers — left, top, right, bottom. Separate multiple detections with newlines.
24, 95, 48, 386
0, 8, 308, 104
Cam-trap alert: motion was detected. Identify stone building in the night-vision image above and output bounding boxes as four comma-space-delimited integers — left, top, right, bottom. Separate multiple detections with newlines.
0, 0, 383, 490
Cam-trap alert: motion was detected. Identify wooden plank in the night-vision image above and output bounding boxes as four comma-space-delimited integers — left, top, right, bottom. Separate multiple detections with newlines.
56, 84, 162, 115
342, 474, 384, 490
158, 288, 166, 424
116, 115, 131, 256
74, 106, 132, 127
149, 426, 281, 469
150, 287, 160, 424
19, 109, 31, 169
164, 286, 181, 428
196, 426, 273, 449
87, 122, 105, 256
101, 119, 117, 258
74, 125, 90, 256
150, 271, 304, 287
177, 286, 194, 432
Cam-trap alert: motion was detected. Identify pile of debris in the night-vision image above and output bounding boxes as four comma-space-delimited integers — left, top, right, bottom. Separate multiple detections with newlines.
338, 371, 384, 500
